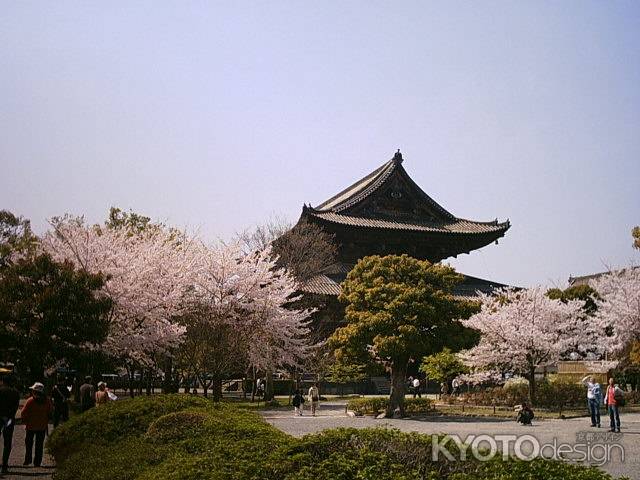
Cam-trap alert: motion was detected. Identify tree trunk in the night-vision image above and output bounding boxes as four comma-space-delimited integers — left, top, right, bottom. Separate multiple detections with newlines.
137, 369, 143, 396
162, 355, 173, 393
528, 366, 537, 405
288, 372, 295, 406
264, 369, 274, 401
250, 367, 256, 403
126, 365, 135, 398
212, 377, 223, 402
184, 378, 190, 394
387, 362, 407, 417
146, 368, 153, 395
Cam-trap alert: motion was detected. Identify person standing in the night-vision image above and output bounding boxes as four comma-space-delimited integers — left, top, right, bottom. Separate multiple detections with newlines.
308, 384, 320, 416
292, 389, 305, 416
451, 378, 460, 396
20, 383, 52, 467
95, 382, 110, 407
604, 378, 623, 433
79, 376, 95, 412
412, 377, 421, 398
0, 376, 20, 474
51, 376, 71, 427
440, 381, 449, 398
581, 375, 602, 428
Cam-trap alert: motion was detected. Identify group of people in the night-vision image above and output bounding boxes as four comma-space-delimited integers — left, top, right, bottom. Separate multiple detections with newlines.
406, 377, 462, 398
582, 376, 625, 432
292, 384, 320, 416
515, 376, 626, 431
0, 374, 114, 474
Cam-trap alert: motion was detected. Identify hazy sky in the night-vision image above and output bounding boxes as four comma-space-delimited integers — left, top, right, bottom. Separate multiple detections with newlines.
2, 1, 639, 288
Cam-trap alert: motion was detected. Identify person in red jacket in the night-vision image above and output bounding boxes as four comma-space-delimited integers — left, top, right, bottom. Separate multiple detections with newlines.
603, 377, 623, 433
20, 383, 52, 467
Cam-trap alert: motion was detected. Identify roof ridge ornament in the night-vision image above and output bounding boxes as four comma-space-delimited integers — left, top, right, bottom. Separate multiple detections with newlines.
393, 149, 403, 163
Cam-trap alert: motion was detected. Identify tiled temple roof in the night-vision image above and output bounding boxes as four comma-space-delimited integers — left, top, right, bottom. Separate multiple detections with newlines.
299, 268, 511, 299
307, 211, 509, 235
305, 151, 510, 236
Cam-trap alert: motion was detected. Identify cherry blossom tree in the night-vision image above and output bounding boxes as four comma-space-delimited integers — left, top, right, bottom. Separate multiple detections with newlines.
43, 213, 313, 400
591, 266, 640, 355
183, 243, 312, 399
42, 216, 199, 374
460, 287, 594, 403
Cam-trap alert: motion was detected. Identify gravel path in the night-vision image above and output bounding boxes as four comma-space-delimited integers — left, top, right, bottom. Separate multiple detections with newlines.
261, 401, 640, 480
0, 424, 55, 480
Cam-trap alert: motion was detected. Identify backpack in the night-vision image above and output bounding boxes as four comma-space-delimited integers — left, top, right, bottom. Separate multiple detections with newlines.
592, 384, 601, 398
614, 389, 625, 407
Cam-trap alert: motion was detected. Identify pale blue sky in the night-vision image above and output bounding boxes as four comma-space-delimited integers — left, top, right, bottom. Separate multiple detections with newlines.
1, 1, 639, 287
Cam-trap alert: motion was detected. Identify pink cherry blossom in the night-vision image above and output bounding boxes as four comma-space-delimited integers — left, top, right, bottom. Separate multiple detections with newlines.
460, 286, 598, 379
591, 266, 640, 354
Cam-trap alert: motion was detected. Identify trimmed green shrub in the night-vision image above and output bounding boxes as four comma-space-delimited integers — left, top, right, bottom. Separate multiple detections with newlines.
346, 397, 433, 415
145, 410, 210, 443
450, 457, 624, 480
282, 428, 470, 479
48, 394, 210, 461
49, 394, 625, 480
448, 379, 587, 409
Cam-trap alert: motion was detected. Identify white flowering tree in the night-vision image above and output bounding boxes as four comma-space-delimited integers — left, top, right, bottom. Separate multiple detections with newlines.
181, 243, 312, 400
42, 216, 199, 389
460, 287, 593, 403
591, 266, 640, 355
43, 212, 313, 400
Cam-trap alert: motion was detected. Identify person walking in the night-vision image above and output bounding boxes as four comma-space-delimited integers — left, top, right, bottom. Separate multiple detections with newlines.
0, 376, 20, 474
604, 377, 624, 433
412, 377, 421, 398
20, 383, 52, 467
292, 389, 305, 416
581, 375, 602, 428
79, 376, 95, 412
407, 376, 414, 396
440, 381, 449, 398
95, 382, 110, 407
308, 384, 320, 416
51, 376, 71, 427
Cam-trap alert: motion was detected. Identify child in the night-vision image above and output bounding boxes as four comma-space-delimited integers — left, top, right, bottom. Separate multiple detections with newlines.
292, 389, 305, 416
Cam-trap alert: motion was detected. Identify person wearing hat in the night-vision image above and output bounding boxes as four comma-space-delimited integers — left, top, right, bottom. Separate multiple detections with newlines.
20, 382, 52, 467
0, 375, 20, 474
95, 382, 110, 407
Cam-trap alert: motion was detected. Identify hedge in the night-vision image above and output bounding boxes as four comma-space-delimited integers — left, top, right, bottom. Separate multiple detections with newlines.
443, 379, 591, 409
346, 397, 434, 415
48, 394, 625, 480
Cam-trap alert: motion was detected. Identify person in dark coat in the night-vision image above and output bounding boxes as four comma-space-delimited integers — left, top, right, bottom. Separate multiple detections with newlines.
292, 389, 305, 416
79, 376, 95, 412
0, 375, 20, 474
517, 402, 535, 425
51, 376, 71, 427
